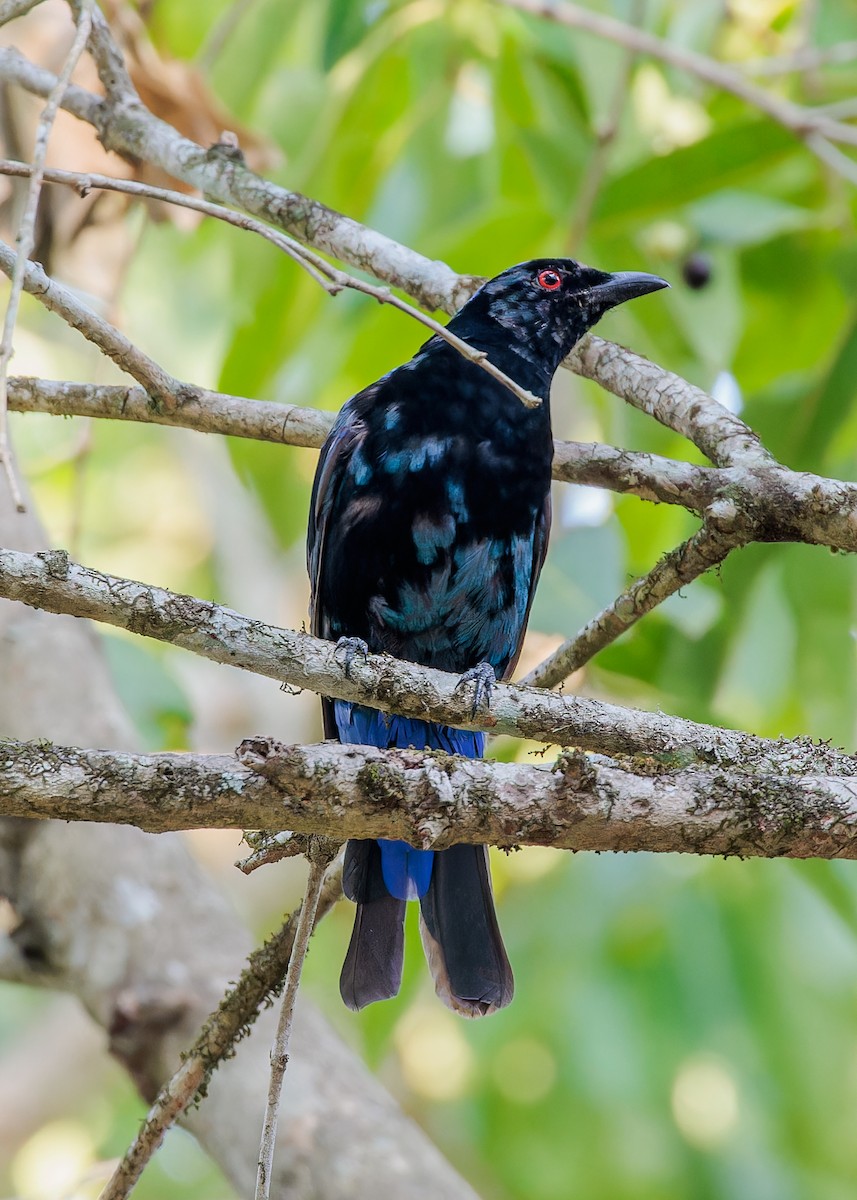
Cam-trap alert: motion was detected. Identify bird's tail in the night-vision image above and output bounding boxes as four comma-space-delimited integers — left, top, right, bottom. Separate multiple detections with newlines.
333, 701, 513, 1016
419, 843, 514, 1017
340, 839, 406, 1011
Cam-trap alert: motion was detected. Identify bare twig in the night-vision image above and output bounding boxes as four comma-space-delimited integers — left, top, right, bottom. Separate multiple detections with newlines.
6, 376, 718, 511
0, 45, 108, 125
742, 40, 857, 76
521, 516, 741, 689
0, 43, 754, 457
496, 0, 857, 172
238, 831, 313, 873
255, 841, 335, 1200
0, 0, 44, 24
569, 335, 768, 468
0, 240, 182, 405
804, 132, 857, 186
99, 852, 344, 1200
0, 161, 542, 410
99, 1059, 207, 1200
0, 1, 92, 511
806, 98, 857, 121
7, 376, 334, 447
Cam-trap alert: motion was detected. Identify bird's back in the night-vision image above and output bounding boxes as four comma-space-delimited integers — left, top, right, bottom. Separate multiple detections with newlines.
309, 335, 553, 680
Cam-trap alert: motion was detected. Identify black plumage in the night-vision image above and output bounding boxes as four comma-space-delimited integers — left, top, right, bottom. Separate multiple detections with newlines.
307, 258, 667, 1016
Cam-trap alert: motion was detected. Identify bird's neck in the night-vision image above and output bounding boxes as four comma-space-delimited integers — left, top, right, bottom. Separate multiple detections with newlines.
428, 332, 555, 400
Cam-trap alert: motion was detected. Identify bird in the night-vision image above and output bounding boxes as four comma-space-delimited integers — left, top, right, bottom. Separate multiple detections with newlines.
307, 258, 668, 1017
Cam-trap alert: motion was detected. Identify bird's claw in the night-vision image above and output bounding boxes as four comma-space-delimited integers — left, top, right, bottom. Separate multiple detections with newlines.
334, 636, 369, 678
456, 661, 497, 716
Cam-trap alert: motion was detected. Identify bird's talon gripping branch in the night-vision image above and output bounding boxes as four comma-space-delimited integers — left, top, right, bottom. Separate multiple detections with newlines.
333, 636, 369, 678
456, 661, 498, 716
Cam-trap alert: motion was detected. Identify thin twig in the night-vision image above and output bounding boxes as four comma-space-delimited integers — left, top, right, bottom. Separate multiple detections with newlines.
99, 852, 343, 1200
741, 40, 857, 76
0, 157, 339, 288
0, 45, 767, 460
0, 239, 182, 405
7, 375, 335, 447
804, 132, 857, 186
0, 0, 92, 512
99, 1060, 207, 1200
238, 831, 313, 874
0, 159, 542, 409
0, 0, 44, 24
803, 97, 857, 121
255, 841, 334, 1200
520, 517, 742, 689
82, 0, 139, 107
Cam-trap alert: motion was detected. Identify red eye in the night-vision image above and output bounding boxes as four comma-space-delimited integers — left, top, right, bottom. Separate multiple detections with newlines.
537, 269, 562, 291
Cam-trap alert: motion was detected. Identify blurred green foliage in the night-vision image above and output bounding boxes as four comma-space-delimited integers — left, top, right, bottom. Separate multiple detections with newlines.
4, 0, 857, 1197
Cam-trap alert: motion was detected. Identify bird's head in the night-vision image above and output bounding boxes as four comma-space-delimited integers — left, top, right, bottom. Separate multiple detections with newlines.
449, 258, 669, 379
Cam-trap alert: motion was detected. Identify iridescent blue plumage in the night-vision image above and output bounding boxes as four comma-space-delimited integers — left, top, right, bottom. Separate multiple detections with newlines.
308, 258, 668, 1016
333, 700, 484, 900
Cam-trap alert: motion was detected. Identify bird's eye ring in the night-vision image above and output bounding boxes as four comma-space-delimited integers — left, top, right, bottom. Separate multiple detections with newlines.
536, 269, 562, 291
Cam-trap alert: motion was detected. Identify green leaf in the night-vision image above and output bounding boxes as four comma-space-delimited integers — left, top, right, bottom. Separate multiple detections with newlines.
594, 121, 796, 230
713, 560, 797, 731
689, 190, 814, 246
786, 307, 857, 469
322, 0, 380, 67
101, 636, 193, 751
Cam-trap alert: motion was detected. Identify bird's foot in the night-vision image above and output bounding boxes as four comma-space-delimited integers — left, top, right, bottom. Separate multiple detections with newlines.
456, 661, 497, 716
334, 636, 369, 678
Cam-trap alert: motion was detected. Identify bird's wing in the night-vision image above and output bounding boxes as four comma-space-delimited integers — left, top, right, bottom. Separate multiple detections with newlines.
307, 398, 371, 639
501, 489, 552, 681
307, 396, 374, 739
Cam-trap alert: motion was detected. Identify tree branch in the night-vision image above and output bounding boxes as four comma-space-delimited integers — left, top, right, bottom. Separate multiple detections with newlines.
99, 848, 342, 1200
0, 1, 92, 510
521, 516, 740, 688
10, 374, 857, 554
2, 734, 857, 861
496, 0, 857, 174
5, 376, 713, 510
742, 40, 857, 76
0, 159, 546, 410
0, 240, 183, 406
2, 545, 857, 772
0, 0, 44, 26
0, 39, 751, 463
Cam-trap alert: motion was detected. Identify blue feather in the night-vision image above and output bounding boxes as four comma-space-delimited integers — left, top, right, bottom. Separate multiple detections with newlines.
379, 841, 434, 901
333, 700, 484, 758
333, 700, 485, 900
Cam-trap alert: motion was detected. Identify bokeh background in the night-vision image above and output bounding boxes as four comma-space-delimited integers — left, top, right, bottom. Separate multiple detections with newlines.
3, 0, 857, 1197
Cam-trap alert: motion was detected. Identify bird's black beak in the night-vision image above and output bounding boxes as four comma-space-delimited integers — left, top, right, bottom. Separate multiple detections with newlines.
588, 270, 670, 309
